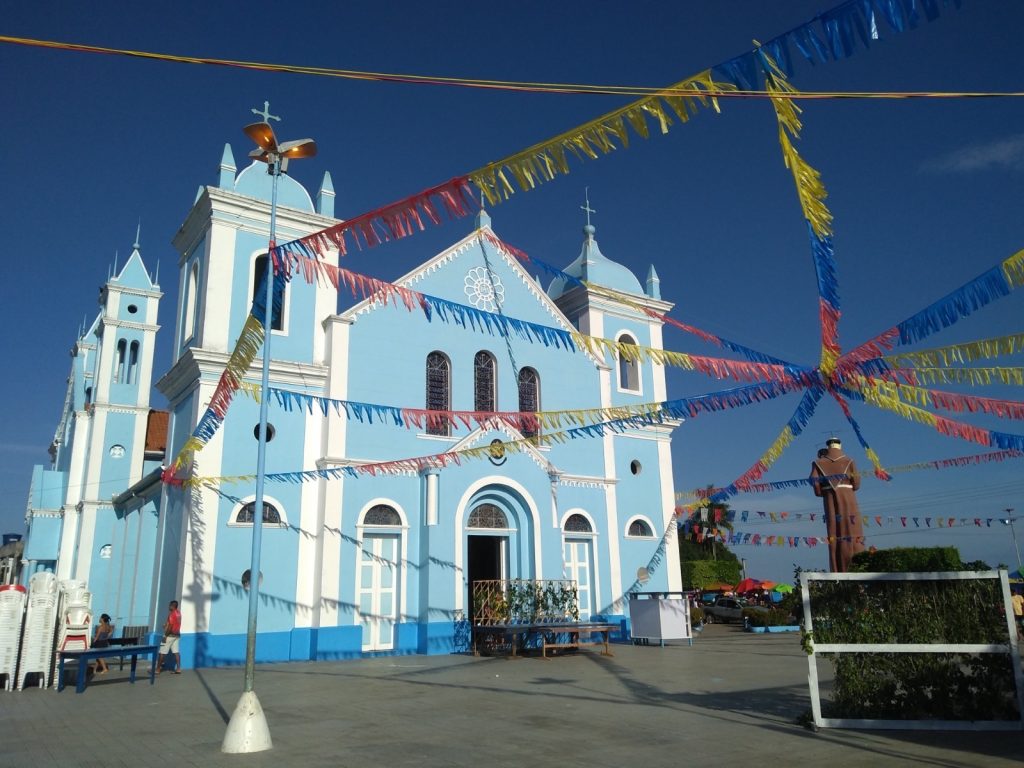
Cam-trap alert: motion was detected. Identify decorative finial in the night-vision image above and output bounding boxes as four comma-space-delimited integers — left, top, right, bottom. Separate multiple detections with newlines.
581, 187, 596, 228
251, 101, 280, 123
134, 220, 141, 251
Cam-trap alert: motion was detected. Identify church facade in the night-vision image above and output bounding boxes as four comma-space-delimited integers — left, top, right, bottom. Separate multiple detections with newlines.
23, 134, 682, 667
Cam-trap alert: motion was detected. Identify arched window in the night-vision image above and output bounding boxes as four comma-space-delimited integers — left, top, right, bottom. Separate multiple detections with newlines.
253, 254, 284, 331
127, 341, 139, 385
517, 367, 540, 438
425, 351, 451, 436
468, 504, 509, 529
115, 339, 127, 383
233, 501, 283, 526
617, 333, 640, 392
184, 261, 199, 341
474, 351, 496, 413
363, 504, 402, 526
627, 518, 654, 537
563, 513, 593, 533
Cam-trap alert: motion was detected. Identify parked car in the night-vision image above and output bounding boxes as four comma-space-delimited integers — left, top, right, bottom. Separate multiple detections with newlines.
702, 597, 768, 624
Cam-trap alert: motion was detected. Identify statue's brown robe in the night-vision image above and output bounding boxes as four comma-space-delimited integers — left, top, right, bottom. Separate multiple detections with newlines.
810, 447, 865, 572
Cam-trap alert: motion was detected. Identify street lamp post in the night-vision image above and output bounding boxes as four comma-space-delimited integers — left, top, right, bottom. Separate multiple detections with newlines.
1002, 509, 1022, 572
222, 116, 316, 755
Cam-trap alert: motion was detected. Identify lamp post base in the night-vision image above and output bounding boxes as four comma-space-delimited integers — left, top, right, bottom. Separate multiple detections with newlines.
222, 690, 273, 753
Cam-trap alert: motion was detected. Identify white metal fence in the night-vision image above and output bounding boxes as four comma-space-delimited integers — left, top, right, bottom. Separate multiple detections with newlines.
801, 570, 1024, 731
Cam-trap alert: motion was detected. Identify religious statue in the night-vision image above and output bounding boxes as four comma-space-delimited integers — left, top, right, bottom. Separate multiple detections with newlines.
810, 437, 865, 572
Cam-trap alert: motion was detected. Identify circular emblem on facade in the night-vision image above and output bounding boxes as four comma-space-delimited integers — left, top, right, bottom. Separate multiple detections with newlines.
487, 439, 507, 466
464, 267, 504, 312
109, 444, 126, 459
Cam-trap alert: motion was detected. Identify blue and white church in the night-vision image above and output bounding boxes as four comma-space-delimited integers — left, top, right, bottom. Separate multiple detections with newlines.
23, 131, 682, 667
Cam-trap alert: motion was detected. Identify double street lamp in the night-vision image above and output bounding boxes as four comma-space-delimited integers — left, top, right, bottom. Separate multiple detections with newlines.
1001, 509, 1022, 573
222, 117, 316, 754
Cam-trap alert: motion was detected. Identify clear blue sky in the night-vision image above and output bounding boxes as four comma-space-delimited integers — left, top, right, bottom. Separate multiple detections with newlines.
3, 1, 1022, 582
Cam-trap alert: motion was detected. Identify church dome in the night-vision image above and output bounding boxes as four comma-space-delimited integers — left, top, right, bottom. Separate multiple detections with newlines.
547, 224, 643, 299
234, 161, 315, 212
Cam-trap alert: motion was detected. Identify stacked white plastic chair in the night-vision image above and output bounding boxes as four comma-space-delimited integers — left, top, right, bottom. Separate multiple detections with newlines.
16, 572, 58, 690
0, 584, 27, 691
56, 580, 92, 652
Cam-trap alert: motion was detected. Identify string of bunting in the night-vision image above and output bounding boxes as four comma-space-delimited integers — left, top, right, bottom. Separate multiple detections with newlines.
187, 406, 710, 489
760, 48, 840, 379
684, 506, 1019, 530
268, 0, 963, 265
272, 234, 814, 384
686, 515, 1004, 549
838, 248, 1024, 370
674, 447, 1023, 503
240, 378, 800, 433
838, 383, 1024, 451
163, 268, 286, 482
480, 231, 798, 368
850, 375, 1024, 420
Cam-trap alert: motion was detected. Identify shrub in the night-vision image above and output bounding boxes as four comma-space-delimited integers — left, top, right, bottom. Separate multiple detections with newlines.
806, 547, 1018, 721
681, 560, 742, 589
744, 607, 792, 627
849, 545, 965, 573
690, 606, 704, 625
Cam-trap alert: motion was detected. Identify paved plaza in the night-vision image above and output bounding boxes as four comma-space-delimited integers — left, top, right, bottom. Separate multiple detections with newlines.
2, 625, 1021, 767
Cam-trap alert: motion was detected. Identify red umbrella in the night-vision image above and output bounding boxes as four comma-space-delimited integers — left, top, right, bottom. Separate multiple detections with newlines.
735, 578, 762, 593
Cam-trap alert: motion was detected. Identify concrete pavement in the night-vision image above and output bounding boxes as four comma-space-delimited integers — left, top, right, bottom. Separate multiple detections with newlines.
1, 625, 1021, 767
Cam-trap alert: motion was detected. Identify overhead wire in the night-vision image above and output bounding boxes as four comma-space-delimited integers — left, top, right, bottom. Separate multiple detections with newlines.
2, 34, 1024, 101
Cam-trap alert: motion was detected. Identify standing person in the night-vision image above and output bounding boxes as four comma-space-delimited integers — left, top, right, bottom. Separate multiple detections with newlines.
91, 613, 114, 674
1012, 587, 1024, 639
810, 437, 865, 572
156, 600, 182, 675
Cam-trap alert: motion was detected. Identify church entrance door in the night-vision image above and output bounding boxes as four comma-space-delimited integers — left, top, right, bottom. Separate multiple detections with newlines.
357, 533, 399, 651
563, 539, 594, 621
466, 534, 506, 624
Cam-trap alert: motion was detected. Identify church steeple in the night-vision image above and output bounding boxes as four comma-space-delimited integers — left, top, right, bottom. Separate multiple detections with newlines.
218, 143, 237, 189
316, 171, 335, 217
645, 264, 661, 300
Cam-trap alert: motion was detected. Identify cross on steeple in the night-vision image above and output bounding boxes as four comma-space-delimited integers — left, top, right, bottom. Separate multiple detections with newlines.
581, 187, 596, 227
251, 101, 280, 123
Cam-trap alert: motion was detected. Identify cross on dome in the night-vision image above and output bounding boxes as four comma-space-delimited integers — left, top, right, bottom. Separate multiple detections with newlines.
580, 187, 596, 228
250, 101, 280, 123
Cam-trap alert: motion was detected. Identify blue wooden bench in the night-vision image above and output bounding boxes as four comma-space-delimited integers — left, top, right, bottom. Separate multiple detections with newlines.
472, 622, 617, 659
57, 644, 160, 693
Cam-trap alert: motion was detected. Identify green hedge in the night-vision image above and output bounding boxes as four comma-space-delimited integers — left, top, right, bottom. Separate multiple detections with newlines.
681, 560, 742, 589
743, 607, 793, 627
806, 547, 1018, 721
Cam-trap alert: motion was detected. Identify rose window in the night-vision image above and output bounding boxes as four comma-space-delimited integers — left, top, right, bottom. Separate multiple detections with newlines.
464, 267, 504, 312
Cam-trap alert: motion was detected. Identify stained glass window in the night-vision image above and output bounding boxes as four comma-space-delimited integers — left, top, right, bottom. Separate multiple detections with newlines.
517, 367, 540, 438
364, 505, 401, 526
235, 502, 282, 526
564, 513, 593, 533
468, 504, 509, 529
628, 519, 654, 537
426, 351, 450, 436
474, 351, 496, 413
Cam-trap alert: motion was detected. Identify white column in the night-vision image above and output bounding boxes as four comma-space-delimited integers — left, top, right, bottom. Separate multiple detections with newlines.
315, 316, 352, 629
424, 470, 439, 527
